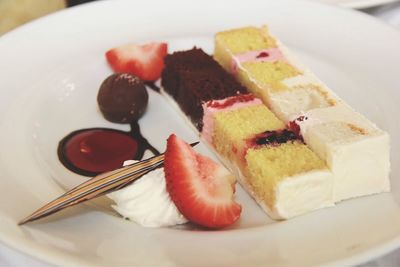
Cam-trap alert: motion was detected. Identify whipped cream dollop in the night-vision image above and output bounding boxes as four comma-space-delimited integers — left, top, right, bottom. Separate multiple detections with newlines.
107, 160, 188, 227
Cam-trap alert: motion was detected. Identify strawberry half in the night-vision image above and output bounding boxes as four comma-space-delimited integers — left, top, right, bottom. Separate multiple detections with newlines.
105, 42, 167, 81
164, 134, 241, 228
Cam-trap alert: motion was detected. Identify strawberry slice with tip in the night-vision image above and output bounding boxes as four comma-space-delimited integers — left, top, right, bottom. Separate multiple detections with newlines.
106, 42, 167, 81
164, 134, 241, 228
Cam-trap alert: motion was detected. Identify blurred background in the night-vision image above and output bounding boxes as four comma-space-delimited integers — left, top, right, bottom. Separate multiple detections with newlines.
0, 0, 400, 36
0, 0, 97, 35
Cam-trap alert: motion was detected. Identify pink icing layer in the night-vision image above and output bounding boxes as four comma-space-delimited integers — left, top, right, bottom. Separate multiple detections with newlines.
201, 95, 262, 145
231, 48, 286, 74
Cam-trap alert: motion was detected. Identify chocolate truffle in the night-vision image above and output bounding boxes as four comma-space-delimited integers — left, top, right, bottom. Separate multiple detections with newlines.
97, 73, 148, 123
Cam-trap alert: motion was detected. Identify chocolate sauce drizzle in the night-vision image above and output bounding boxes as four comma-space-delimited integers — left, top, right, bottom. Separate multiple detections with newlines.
129, 120, 160, 156
58, 121, 160, 177
58, 80, 162, 177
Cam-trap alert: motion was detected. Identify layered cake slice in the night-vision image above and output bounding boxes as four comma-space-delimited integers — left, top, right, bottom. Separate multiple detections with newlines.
162, 48, 334, 219
214, 26, 390, 202
162, 47, 247, 130
214, 26, 339, 121
208, 97, 333, 219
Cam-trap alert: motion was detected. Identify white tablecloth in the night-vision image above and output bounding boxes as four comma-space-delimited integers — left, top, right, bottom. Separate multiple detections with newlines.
1, 1, 400, 266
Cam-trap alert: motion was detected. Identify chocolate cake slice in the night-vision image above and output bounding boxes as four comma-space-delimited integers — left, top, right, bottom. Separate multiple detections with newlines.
161, 47, 246, 130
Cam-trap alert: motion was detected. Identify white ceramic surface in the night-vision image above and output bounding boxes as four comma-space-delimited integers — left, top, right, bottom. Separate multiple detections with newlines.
372, 1, 400, 27
0, 0, 400, 266
317, 0, 399, 8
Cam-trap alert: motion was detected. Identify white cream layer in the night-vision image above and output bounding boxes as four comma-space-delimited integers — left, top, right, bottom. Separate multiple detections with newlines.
261, 40, 340, 123
107, 160, 188, 227
291, 105, 391, 202
222, 28, 391, 203
219, 154, 334, 220
162, 88, 335, 219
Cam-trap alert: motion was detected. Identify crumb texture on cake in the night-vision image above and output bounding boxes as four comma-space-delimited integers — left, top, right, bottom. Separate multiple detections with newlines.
161, 47, 247, 130
241, 61, 301, 92
214, 25, 339, 120
215, 26, 277, 54
245, 143, 327, 207
214, 25, 391, 203
161, 46, 334, 220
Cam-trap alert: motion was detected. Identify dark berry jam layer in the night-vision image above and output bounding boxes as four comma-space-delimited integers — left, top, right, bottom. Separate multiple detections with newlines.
248, 129, 302, 148
287, 115, 308, 138
256, 52, 270, 58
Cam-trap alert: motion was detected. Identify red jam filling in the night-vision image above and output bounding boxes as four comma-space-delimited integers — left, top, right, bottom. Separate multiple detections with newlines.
206, 94, 256, 109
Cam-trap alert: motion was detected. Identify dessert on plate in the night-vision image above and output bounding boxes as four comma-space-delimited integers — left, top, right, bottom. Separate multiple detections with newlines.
59, 43, 242, 229
25, 26, 390, 228
108, 134, 243, 228
214, 26, 390, 202
162, 48, 334, 219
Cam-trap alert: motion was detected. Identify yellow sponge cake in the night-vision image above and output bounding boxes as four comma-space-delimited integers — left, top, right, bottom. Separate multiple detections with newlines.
214, 26, 276, 70
212, 103, 283, 162
209, 99, 333, 219
214, 26, 390, 202
161, 48, 334, 219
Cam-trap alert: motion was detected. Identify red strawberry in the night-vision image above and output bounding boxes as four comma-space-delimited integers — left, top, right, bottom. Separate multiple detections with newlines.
105, 42, 167, 81
164, 134, 241, 228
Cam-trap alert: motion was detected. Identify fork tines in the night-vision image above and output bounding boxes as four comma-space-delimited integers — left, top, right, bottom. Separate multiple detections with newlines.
18, 154, 164, 225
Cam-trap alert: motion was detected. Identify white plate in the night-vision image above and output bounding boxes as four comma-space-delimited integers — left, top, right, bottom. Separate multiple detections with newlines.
317, 0, 398, 9
1, 0, 400, 266
372, 1, 400, 27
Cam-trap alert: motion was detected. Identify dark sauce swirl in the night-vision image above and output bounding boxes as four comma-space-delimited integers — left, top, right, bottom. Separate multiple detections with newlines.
58, 73, 161, 177
58, 121, 159, 177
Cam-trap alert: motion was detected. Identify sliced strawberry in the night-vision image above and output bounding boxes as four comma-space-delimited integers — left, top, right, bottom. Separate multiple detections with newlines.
105, 42, 167, 81
164, 134, 241, 228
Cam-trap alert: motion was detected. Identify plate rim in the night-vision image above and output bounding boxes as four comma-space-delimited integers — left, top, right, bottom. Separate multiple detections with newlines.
1, 0, 400, 266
